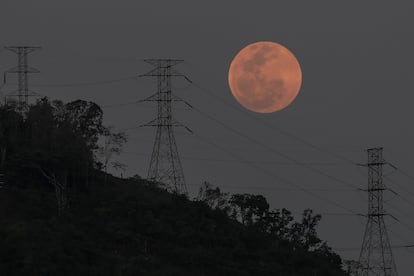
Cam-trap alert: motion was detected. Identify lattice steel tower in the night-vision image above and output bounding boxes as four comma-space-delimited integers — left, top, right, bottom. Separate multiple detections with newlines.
4, 46, 41, 114
140, 59, 190, 194
357, 147, 398, 276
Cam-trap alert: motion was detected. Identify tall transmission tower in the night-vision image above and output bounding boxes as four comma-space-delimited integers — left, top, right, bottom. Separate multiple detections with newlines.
357, 147, 398, 276
139, 59, 191, 194
4, 46, 41, 114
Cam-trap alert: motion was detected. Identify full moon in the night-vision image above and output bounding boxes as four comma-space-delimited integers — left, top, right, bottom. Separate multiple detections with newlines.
228, 41, 302, 113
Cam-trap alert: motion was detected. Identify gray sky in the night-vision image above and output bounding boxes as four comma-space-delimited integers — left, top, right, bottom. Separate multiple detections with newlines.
1, 1, 414, 274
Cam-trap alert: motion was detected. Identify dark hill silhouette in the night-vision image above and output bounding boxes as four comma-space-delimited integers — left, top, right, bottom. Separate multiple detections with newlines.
0, 99, 349, 275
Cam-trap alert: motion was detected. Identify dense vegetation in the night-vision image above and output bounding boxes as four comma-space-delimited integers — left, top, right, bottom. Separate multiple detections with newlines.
0, 99, 349, 275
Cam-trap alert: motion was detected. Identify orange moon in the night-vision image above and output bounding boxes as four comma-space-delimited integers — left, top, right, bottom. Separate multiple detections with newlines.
228, 41, 302, 113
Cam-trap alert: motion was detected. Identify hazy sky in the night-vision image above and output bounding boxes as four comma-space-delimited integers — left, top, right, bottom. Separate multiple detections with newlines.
2, 1, 414, 274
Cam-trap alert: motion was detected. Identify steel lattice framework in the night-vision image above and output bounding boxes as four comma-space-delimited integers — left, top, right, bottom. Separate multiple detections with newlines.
4, 46, 41, 114
140, 59, 189, 194
357, 147, 398, 276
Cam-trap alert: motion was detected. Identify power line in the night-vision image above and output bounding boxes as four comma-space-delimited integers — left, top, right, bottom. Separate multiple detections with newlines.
183, 79, 369, 195
388, 185, 414, 209
122, 150, 357, 167
360, 158, 414, 237
385, 202, 414, 225
357, 148, 398, 276
79, 82, 414, 216
118, 87, 368, 206
190, 79, 360, 166
186, 181, 357, 193
98, 98, 413, 225
379, 173, 414, 210
384, 168, 414, 200
394, 216, 414, 235
121, 99, 368, 210
384, 203, 414, 237
121, 150, 361, 196
101, 101, 192, 110
387, 227, 414, 255
20, 75, 140, 88
139, 59, 190, 195
193, 132, 363, 216
101, 100, 140, 108
395, 167, 414, 182
191, 104, 363, 193
334, 245, 414, 252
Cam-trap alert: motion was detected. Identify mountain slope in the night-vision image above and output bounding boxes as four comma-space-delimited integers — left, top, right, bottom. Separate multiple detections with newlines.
0, 173, 347, 276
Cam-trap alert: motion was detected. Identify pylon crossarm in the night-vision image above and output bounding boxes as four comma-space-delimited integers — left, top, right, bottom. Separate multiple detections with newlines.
172, 94, 193, 108
5, 67, 40, 74
387, 188, 399, 196
140, 120, 193, 134
4, 46, 41, 54
388, 214, 399, 222
171, 120, 193, 133
138, 67, 160, 78
140, 73, 188, 78
143, 59, 184, 67
138, 93, 158, 102
140, 118, 158, 127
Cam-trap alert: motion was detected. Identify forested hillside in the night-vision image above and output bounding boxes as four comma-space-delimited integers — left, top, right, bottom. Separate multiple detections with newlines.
0, 99, 349, 275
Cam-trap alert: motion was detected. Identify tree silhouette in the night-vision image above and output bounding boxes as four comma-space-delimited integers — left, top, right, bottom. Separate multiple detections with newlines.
0, 99, 349, 275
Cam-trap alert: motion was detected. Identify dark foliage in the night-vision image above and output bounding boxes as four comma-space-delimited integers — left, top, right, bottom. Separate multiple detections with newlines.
0, 100, 349, 275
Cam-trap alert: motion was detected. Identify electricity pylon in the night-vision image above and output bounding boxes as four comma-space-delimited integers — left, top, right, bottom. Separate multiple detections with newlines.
357, 147, 398, 276
139, 59, 191, 194
4, 46, 41, 114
